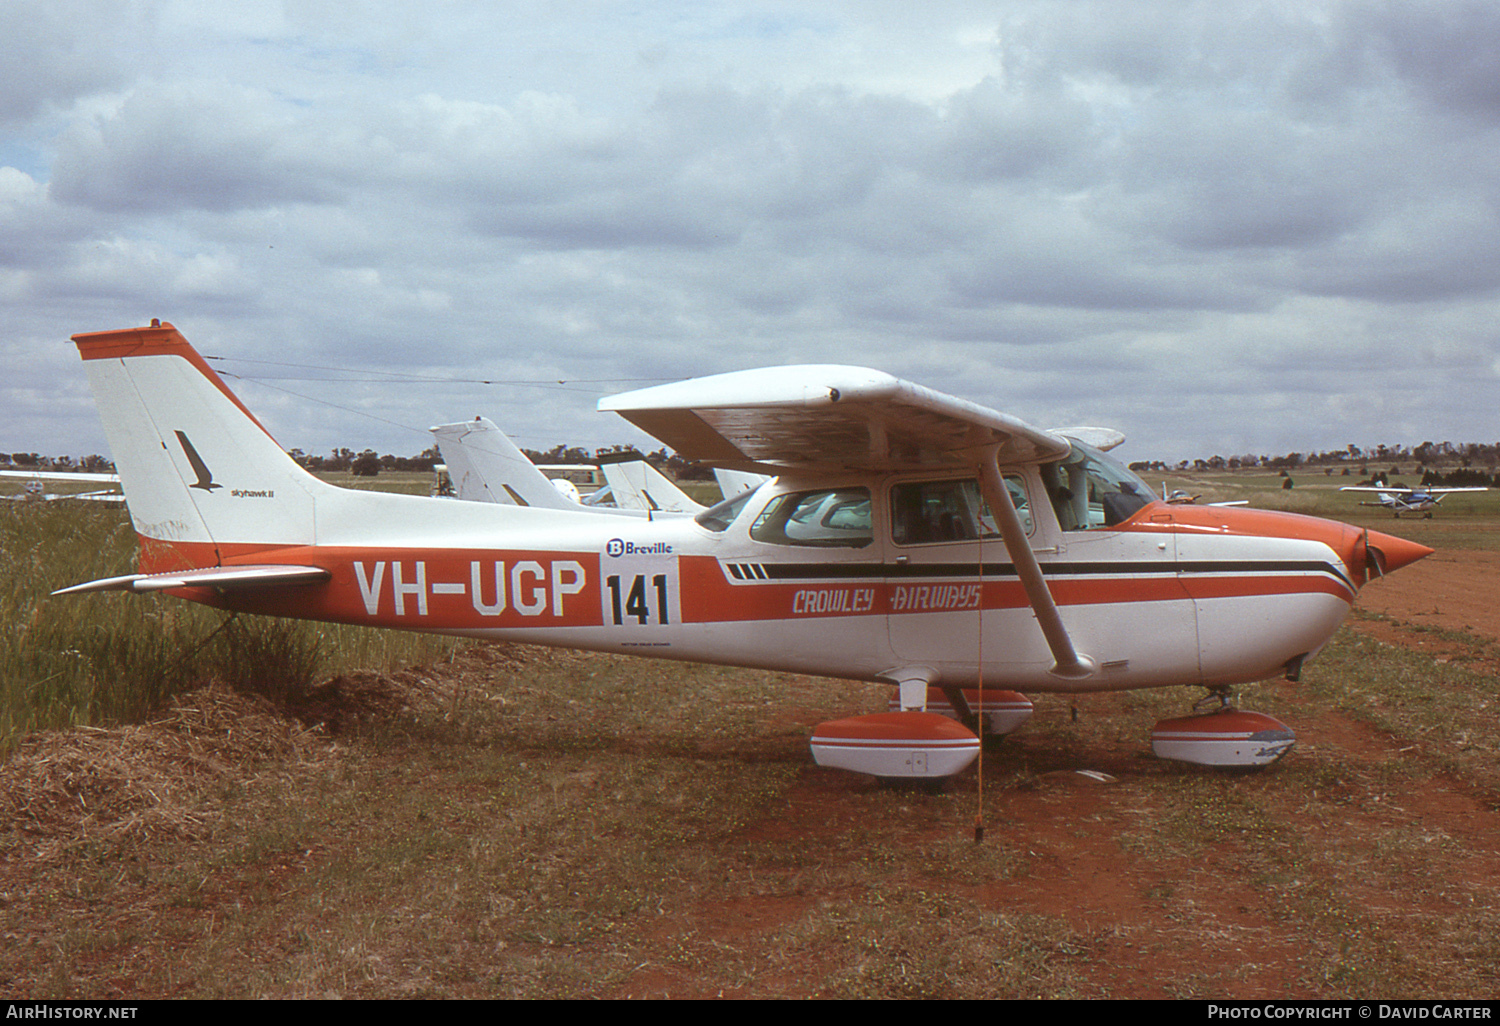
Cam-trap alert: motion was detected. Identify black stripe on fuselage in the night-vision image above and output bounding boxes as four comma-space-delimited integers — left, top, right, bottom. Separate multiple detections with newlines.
723, 559, 1353, 590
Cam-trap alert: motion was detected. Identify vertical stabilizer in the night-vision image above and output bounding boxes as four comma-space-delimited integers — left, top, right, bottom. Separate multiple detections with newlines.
71, 322, 326, 562
596, 453, 704, 513
431, 416, 579, 510
712, 468, 770, 501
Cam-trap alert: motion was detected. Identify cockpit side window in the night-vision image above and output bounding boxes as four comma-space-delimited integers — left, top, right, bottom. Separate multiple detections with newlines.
749, 488, 872, 547
890, 476, 1031, 545
1041, 441, 1154, 530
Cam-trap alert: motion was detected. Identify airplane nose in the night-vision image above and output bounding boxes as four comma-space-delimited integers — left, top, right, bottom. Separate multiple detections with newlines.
1361, 529, 1433, 579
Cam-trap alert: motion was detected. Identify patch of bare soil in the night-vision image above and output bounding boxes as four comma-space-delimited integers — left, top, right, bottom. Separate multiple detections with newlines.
1347, 548, 1500, 675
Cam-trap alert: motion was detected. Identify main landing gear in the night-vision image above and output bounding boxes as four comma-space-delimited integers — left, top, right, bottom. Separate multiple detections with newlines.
810, 684, 1297, 782
809, 687, 1034, 783
1150, 686, 1296, 768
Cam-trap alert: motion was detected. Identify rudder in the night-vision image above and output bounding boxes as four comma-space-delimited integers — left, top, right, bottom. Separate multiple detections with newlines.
72, 321, 327, 565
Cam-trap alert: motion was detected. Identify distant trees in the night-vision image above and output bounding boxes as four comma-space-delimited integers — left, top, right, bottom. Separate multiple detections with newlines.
1151, 440, 1499, 477
1, 452, 114, 473
16, 437, 1498, 484
351, 450, 381, 477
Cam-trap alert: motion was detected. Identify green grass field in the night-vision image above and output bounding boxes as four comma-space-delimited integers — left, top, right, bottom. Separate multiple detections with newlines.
1160, 468, 1500, 550
0, 495, 461, 755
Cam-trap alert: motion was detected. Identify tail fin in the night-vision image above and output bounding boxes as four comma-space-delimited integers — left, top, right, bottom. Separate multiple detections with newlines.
72, 321, 328, 565
594, 453, 704, 513
711, 468, 770, 502
430, 416, 580, 510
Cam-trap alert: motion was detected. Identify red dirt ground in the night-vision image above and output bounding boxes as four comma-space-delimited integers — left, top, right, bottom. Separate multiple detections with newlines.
1348, 548, 1500, 672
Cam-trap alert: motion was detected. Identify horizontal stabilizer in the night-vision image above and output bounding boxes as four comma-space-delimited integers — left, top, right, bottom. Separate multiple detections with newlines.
53, 564, 330, 596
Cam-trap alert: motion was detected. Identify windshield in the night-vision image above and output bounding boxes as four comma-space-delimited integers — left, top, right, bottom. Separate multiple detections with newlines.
694, 488, 759, 532
1040, 440, 1155, 530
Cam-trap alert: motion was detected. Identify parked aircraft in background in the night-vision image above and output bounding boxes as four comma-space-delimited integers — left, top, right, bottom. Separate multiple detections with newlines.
0, 469, 122, 502
1162, 485, 1249, 507
55, 322, 1431, 781
1340, 485, 1487, 518
431, 416, 708, 516
430, 417, 583, 510
712, 468, 771, 500
589, 451, 704, 513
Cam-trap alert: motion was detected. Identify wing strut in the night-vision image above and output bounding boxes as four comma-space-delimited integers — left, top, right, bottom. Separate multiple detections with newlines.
975, 451, 1097, 681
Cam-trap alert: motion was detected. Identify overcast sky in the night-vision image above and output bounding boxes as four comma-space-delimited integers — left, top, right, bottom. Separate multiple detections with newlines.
3, 0, 1498, 467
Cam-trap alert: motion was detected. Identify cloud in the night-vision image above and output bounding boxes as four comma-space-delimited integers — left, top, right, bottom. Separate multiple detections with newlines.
50, 81, 349, 213
3, 1, 1500, 464
0, 0, 142, 127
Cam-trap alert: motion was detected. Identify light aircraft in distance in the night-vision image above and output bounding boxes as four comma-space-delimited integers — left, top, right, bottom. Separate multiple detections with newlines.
56, 322, 1432, 779
0, 469, 123, 503
432, 416, 706, 514
433, 414, 768, 515
1339, 484, 1487, 518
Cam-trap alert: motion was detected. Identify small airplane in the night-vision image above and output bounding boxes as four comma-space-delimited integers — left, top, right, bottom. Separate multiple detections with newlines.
0, 469, 123, 502
430, 417, 587, 510
431, 416, 709, 515
1162, 485, 1248, 507
1339, 484, 1487, 518
54, 322, 1432, 780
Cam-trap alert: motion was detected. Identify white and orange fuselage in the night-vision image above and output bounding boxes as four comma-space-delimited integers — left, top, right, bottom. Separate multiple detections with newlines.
61, 323, 1430, 703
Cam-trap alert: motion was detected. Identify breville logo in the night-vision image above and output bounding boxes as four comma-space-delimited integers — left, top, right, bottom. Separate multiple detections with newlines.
174, 431, 221, 491
605, 538, 672, 557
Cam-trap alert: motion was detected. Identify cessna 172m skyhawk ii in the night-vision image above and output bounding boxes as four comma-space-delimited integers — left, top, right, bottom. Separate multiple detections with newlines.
56, 322, 1432, 778
1340, 484, 1488, 519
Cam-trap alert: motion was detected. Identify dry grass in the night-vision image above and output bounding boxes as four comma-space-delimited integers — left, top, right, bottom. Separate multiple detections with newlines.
0, 684, 335, 863
0, 502, 462, 754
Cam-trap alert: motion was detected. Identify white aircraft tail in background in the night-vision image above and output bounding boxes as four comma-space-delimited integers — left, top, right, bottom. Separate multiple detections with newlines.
591, 452, 704, 513
713, 468, 770, 500
430, 416, 579, 510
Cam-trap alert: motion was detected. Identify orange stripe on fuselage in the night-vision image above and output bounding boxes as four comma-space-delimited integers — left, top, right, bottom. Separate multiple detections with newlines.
136, 538, 1352, 632
677, 555, 1347, 623
137, 537, 603, 630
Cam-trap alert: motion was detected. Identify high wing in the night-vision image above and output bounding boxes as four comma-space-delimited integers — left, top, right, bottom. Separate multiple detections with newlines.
1, 469, 124, 503
602, 366, 1096, 680
1049, 426, 1125, 452
0, 470, 120, 483
1339, 486, 1486, 494
599, 366, 1071, 474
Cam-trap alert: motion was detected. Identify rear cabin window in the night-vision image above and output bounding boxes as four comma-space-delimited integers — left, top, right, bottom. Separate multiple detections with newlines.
890, 476, 1031, 545
749, 488, 872, 548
